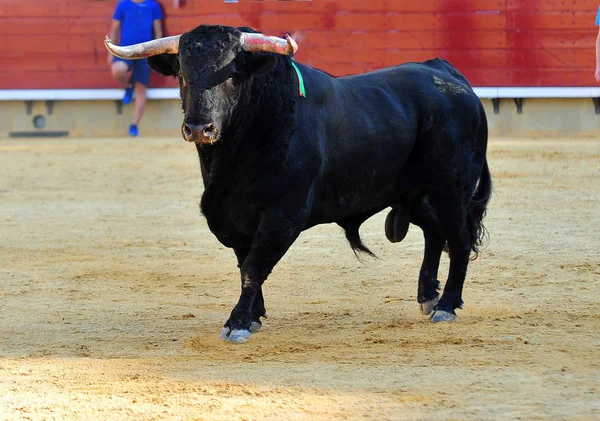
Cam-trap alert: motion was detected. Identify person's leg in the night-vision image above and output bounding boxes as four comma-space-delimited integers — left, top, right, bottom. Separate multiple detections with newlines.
111, 58, 135, 104
129, 82, 147, 136
129, 59, 151, 136
110, 59, 131, 85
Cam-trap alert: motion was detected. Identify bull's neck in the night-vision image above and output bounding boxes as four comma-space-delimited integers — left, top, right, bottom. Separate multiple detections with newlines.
235, 57, 297, 144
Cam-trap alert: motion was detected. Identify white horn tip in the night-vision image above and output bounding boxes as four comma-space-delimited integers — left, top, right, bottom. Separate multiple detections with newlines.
286, 34, 299, 55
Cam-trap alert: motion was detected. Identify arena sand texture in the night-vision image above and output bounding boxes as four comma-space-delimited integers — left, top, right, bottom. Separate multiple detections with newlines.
0, 136, 598, 420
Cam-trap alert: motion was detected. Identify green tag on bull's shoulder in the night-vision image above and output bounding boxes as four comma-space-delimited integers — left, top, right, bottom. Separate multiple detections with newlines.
291, 61, 306, 98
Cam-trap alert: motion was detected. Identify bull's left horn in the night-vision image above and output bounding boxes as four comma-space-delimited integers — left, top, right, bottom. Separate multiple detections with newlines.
240, 33, 298, 56
104, 35, 181, 59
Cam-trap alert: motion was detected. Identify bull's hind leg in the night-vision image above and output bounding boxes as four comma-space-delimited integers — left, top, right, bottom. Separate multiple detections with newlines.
410, 195, 445, 315
427, 192, 471, 322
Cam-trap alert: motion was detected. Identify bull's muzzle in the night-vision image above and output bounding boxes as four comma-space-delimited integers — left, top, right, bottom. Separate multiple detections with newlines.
182, 121, 217, 144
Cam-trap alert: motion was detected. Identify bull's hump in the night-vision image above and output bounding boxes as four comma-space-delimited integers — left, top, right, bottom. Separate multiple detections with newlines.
432, 75, 469, 96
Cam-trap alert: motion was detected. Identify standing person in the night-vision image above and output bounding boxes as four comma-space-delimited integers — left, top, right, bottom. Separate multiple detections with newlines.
107, 0, 163, 137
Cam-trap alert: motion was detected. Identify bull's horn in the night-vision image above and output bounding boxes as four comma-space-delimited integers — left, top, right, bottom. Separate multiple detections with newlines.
104, 35, 181, 59
240, 33, 298, 56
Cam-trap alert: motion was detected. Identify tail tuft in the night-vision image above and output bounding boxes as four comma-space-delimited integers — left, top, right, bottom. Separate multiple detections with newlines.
468, 160, 492, 259
344, 220, 377, 261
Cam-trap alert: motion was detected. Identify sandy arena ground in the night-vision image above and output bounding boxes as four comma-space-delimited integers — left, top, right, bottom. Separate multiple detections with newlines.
0, 136, 598, 420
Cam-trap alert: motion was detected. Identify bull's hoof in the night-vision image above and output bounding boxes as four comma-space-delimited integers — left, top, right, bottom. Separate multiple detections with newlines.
219, 327, 232, 341
228, 329, 252, 343
420, 295, 440, 316
220, 327, 252, 343
250, 321, 262, 333
429, 310, 456, 323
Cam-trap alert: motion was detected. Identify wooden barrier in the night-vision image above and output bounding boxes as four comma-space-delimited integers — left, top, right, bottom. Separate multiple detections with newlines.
0, 0, 598, 90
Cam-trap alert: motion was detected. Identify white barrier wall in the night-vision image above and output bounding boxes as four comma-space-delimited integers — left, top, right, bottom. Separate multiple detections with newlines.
2, 88, 600, 138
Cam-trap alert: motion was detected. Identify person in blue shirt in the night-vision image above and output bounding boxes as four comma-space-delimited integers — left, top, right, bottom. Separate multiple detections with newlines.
107, 0, 163, 136
596, 7, 600, 82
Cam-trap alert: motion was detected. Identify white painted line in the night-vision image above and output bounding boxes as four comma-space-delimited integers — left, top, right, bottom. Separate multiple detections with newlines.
496, 87, 600, 98
472, 87, 499, 98
0, 89, 180, 101
1, 87, 600, 101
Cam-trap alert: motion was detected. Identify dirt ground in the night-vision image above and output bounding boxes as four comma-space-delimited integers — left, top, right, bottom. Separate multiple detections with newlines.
0, 136, 598, 420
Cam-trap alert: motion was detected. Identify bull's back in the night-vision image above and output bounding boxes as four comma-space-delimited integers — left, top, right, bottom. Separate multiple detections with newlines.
294, 59, 483, 224
340, 58, 478, 113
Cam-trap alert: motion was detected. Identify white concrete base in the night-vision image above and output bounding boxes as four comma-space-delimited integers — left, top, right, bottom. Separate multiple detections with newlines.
1, 93, 600, 138
2, 87, 600, 101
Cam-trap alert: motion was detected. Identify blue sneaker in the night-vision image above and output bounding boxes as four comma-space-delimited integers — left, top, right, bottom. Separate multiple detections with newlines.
123, 85, 134, 105
128, 124, 139, 137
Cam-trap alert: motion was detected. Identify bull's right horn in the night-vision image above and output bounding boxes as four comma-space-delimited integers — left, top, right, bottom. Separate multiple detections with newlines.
104, 35, 181, 59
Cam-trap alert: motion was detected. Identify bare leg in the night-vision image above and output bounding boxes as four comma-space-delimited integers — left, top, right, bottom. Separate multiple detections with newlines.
132, 82, 147, 126
110, 61, 131, 86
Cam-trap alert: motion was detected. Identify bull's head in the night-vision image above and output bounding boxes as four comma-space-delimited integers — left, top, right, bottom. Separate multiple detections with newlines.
105, 25, 298, 145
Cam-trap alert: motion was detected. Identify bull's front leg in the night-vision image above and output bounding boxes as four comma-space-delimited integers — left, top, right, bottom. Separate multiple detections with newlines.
220, 210, 306, 344
231, 246, 267, 334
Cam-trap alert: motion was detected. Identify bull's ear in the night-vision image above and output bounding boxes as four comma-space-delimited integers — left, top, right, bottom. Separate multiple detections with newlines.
148, 54, 180, 76
247, 53, 276, 75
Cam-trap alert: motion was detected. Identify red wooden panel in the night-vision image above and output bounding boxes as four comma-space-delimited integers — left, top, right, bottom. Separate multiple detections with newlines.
508, 12, 596, 30
508, 48, 594, 69
0, 34, 98, 55
382, 49, 507, 69
165, 16, 255, 34
458, 69, 504, 87
0, 0, 598, 89
346, 0, 505, 13
304, 47, 386, 66
386, 12, 505, 31
437, 68, 593, 87
169, 14, 254, 29
320, 62, 369, 76
300, 30, 506, 50
504, 69, 594, 86
0, 53, 104, 72
507, 30, 595, 49
260, 12, 332, 30
507, 0, 599, 12
243, 1, 330, 14
0, 17, 111, 36
0, 1, 113, 18
335, 12, 390, 31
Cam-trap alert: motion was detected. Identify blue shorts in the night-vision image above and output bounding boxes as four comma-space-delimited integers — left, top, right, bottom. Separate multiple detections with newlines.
113, 57, 151, 87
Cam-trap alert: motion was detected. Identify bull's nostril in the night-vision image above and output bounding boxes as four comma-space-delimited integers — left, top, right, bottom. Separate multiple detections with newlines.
183, 123, 193, 138
203, 123, 215, 137
202, 123, 216, 137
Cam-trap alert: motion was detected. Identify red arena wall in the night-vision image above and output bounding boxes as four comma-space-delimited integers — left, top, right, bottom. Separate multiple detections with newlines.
0, 0, 597, 90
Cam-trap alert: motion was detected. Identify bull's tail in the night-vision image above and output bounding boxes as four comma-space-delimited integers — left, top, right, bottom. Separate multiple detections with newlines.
468, 159, 492, 259
344, 220, 377, 260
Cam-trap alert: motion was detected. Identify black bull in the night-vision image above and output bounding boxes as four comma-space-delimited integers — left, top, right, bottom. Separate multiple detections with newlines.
110, 25, 492, 343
